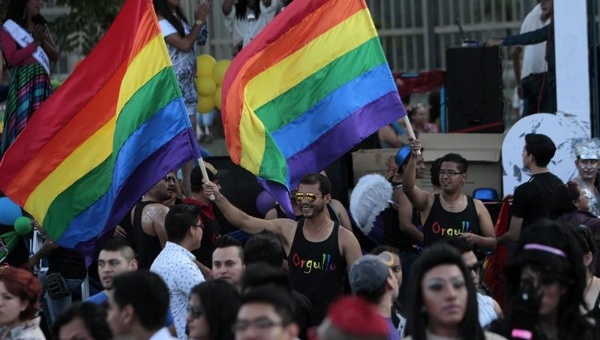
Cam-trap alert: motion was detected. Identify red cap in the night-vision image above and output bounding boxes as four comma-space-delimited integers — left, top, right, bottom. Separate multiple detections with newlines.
326, 296, 388, 336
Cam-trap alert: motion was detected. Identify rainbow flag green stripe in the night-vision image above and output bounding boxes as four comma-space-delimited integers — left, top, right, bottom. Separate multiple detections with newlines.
0, 0, 200, 248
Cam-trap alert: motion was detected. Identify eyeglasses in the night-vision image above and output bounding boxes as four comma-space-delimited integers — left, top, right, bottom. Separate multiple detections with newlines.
232, 317, 285, 333
187, 306, 204, 318
163, 175, 175, 182
439, 170, 464, 177
294, 192, 322, 203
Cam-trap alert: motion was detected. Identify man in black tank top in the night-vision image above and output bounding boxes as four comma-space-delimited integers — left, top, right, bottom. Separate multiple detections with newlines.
203, 173, 362, 325
130, 174, 174, 269
402, 139, 497, 251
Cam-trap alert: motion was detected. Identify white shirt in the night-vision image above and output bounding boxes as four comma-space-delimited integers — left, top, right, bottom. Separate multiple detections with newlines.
519, 4, 550, 78
477, 292, 498, 327
224, 1, 276, 48
151, 242, 205, 340
149, 327, 178, 340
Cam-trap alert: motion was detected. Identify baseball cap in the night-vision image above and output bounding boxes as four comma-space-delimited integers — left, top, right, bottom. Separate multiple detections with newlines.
190, 162, 228, 186
349, 254, 390, 295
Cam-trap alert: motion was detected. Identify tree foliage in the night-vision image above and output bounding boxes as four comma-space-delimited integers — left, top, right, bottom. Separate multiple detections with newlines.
49, 0, 125, 55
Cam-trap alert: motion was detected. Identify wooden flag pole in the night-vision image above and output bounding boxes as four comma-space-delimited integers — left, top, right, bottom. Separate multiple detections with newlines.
403, 116, 421, 155
198, 158, 215, 201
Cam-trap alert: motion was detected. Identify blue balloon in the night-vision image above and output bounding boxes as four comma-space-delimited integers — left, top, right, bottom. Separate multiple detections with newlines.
0, 197, 22, 225
255, 191, 276, 216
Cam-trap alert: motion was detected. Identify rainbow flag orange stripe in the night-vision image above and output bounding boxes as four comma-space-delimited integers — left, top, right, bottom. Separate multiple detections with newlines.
0, 0, 200, 248
222, 0, 405, 192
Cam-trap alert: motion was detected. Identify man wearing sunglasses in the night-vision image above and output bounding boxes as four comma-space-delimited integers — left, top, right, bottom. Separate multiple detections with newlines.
129, 173, 176, 270
203, 172, 362, 326
402, 138, 496, 251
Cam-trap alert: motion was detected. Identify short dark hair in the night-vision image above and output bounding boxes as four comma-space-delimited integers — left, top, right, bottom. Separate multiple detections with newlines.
54, 302, 112, 340
112, 271, 169, 332
440, 153, 468, 173
442, 237, 474, 254
430, 157, 443, 186
370, 245, 401, 258
241, 263, 292, 296
100, 238, 136, 262
164, 204, 199, 243
244, 231, 284, 268
298, 173, 332, 196
239, 286, 295, 326
215, 235, 244, 262
551, 182, 579, 216
190, 280, 240, 340
524, 133, 556, 167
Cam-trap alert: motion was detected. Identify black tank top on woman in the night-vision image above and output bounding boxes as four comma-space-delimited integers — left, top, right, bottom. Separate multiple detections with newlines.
423, 194, 480, 247
132, 200, 162, 270
287, 220, 346, 325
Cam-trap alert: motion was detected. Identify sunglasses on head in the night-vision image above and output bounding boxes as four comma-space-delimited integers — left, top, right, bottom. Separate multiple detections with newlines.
294, 192, 322, 203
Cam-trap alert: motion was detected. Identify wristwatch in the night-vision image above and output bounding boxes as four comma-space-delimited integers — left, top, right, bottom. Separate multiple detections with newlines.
195, 19, 203, 26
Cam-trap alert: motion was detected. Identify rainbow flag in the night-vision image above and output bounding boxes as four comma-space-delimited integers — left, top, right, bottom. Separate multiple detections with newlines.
222, 0, 405, 200
0, 0, 200, 248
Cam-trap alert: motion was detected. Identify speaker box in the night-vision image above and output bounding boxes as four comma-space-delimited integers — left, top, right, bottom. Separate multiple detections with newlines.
446, 46, 504, 133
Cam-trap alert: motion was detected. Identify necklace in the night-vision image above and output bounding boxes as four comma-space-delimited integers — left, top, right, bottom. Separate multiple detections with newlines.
440, 194, 464, 209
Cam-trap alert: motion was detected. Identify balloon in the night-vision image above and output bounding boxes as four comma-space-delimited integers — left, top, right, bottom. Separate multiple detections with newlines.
0, 197, 21, 225
197, 54, 216, 77
13, 216, 32, 235
213, 59, 231, 86
256, 191, 276, 216
214, 86, 222, 110
197, 95, 215, 114
196, 76, 217, 96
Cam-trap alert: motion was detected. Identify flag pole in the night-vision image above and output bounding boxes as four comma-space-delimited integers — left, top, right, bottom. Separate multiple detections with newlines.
403, 116, 421, 155
198, 158, 215, 200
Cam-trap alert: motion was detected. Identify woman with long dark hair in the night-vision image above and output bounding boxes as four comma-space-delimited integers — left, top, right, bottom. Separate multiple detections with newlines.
186, 280, 240, 340
491, 219, 598, 340
0, 0, 58, 159
404, 243, 505, 340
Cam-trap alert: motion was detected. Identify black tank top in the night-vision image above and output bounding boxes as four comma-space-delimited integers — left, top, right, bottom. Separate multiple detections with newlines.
287, 220, 346, 325
132, 201, 162, 270
584, 289, 600, 323
423, 195, 480, 247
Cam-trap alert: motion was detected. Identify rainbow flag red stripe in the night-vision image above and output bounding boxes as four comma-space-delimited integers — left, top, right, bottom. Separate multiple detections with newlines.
0, 0, 199, 248
221, 0, 405, 190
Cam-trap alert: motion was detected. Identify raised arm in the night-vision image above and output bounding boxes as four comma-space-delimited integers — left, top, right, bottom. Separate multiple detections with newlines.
402, 138, 431, 211
203, 180, 296, 244
163, 2, 211, 51
394, 188, 424, 243
149, 204, 170, 248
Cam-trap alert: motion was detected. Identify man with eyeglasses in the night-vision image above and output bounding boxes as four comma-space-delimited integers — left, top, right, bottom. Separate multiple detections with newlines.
235, 286, 299, 340
129, 173, 176, 269
444, 237, 503, 327
403, 138, 496, 251
151, 204, 205, 339
203, 172, 362, 326
349, 253, 401, 340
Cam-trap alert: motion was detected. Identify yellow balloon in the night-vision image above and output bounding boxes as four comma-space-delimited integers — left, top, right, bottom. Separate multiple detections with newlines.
196, 76, 217, 96
213, 59, 231, 86
197, 95, 215, 114
197, 54, 216, 77
214, 86, 222, 110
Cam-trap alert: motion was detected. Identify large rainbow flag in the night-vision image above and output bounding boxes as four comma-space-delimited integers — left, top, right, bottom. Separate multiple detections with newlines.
0, 0, 200, 248
222, 0, 405, 204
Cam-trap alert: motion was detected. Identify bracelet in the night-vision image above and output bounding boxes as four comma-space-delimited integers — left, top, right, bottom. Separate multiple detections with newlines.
511, 329, 532, 339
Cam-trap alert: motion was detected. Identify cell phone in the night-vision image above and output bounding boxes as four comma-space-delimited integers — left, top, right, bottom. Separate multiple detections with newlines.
31, 15, 48, 25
